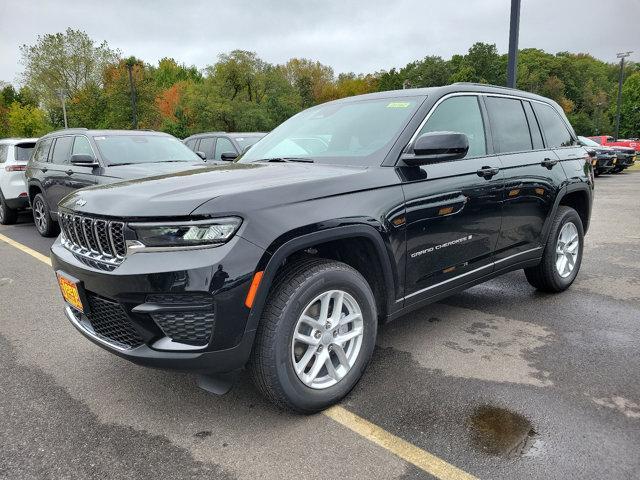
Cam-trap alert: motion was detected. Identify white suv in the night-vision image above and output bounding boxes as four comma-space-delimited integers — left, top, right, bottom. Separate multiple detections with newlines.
0, 138, 37, 225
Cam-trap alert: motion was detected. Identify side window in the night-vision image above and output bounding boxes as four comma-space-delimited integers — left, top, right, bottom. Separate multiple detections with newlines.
50, 136, 74, 165
198, 136, 216, 159
485, 97, 532, 153
214, 137, 237, 160
33, 139, 53, 163
532, 103, 574, 148
184, 139, 197, 151
72, 136, 94, 156
418, 96, 486, 158
0, 145, 8, 163
523, 102, 544, 149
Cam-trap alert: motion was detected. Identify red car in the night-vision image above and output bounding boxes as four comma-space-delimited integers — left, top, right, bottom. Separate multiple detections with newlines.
588, 135, 640, 152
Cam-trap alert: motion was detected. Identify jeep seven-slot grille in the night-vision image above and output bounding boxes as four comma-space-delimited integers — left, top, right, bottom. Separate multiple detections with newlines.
59, 213, 126, 264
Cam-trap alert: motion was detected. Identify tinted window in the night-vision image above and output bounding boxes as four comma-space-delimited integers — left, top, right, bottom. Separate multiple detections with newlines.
235, 136, 264, 150
15, 144, 35, 161
532, 103, 574, 148
94, 135, 200, 165
50, 136, 73, 164
590, 137, 603, 145
0, 145, 8, 163
418, 95, 486, 157
523, 102, 544, 149
485, 97, 532, 153
32, 139, 52, 163
184, 138, 197, 150
72, 136, 94, 156
214, 137, 236, 160
241, 96, 424, 166
198, 137, 216, 158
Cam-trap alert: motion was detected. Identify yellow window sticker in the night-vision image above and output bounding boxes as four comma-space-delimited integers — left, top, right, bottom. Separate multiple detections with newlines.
386, 102, 411, 108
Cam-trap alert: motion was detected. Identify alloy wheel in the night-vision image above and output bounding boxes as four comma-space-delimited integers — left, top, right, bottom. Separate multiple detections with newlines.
33, 199, 46, 233
291, 289, 364, 390
555, 221, 579, 278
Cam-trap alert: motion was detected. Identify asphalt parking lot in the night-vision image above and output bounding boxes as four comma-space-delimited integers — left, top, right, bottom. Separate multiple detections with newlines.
1, 171, 639, 480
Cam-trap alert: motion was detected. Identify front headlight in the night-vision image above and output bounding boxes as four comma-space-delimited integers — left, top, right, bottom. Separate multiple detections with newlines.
129, 217, 242, 248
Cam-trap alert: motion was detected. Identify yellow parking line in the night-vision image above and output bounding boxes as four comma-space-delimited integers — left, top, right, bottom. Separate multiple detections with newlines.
0, 233, 52, 266
0, 233, 478, 480
324, 406, 478, 480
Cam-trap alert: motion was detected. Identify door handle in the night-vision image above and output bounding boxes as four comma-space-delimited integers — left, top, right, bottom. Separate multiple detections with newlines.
476, 166, 500, 179
65, 169, 74, 176
542, 158, 559, 169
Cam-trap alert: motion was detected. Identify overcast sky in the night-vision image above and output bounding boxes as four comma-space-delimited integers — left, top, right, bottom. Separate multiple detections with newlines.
1, 0, 639, 85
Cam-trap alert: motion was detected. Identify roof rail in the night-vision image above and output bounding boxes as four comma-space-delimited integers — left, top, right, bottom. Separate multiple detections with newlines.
53, 127, 89, 132
452, 82, 522, 92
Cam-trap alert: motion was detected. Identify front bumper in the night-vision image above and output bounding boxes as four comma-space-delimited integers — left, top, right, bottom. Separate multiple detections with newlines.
51, 234, 265, 373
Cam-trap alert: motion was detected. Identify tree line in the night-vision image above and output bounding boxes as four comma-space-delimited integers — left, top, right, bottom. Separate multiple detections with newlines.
1, 28, 638, 139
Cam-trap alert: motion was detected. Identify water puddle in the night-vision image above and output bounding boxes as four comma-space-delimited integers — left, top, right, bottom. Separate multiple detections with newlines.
469, 405, 542, 457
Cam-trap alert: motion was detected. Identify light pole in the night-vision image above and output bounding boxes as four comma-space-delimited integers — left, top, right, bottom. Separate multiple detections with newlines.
59, 88, 68, 129
506, 0, 521, 88
125, 60, 138, 130
614, 51, 632, 140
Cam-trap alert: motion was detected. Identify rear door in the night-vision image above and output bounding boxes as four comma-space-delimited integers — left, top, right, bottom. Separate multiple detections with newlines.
532, 102, 586, 182
484, 96, 566, 264
401, 94, 503, 303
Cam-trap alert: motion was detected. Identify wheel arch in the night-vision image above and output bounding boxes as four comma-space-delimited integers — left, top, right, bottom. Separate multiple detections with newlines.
244, 224, 398, 335
543, 184, 592, 244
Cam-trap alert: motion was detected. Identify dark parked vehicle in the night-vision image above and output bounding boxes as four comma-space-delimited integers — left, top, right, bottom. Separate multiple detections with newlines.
25, 129, 205, 237
51, 84, 593, 413
183, 132, 267, 162
608, 146, 635, 173
577, 136, 618, 176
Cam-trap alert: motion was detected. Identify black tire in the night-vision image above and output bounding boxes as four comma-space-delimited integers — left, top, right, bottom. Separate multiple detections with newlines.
524, 206, 584, 293
32, 193, 58, 237
249, 257, 377, 413
0, 191, 18, 225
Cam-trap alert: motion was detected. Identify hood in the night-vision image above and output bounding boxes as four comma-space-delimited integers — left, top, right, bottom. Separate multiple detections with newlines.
60, 161, 376, 218
101, 161, 206, 180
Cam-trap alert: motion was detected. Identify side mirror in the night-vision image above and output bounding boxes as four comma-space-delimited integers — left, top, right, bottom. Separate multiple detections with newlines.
195, 151, 207, 160
220, 152, 238, 161
70, 154, 99, 167
586, 149, 597, 158
402, 132, 469, 166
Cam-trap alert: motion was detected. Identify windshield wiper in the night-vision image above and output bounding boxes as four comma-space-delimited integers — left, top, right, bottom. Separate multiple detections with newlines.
263, 157, 315, 163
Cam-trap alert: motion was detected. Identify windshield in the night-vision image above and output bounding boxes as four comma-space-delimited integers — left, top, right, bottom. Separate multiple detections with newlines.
15, 143, 36, 161
578, 136, 601, 147
94, 135, 201, 166
240, 96, 424, 166
235, 136, 265, 150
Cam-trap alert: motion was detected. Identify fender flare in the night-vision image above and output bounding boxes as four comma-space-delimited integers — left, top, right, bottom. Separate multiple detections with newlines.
243, 224, 398, 334
542, 183, 592, 244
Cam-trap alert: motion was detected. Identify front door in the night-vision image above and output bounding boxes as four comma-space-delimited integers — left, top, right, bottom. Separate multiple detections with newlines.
401, 94, 503, 303
64, 136, 98, 199
44, 135, 75, 215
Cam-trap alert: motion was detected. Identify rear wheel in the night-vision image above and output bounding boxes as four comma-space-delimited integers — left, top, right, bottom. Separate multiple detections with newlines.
0, 191, 18, 225
250, 257, 377, 413
32, 193, 58, 237
525, 206, 584, 292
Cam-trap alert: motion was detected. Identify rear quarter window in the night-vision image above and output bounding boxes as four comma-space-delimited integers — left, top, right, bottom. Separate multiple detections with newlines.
0, 145, 8, 163
533, 103, 575, 148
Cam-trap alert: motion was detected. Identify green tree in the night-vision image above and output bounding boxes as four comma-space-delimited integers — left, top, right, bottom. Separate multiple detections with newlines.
617, 72, 640, 138
19, 28, 119, 121
7, 102, 52, 136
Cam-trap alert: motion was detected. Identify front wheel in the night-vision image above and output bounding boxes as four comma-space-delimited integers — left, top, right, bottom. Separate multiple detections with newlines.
32, 193, 58, 237
250, 258, 377, 413
525, 206, 584, 292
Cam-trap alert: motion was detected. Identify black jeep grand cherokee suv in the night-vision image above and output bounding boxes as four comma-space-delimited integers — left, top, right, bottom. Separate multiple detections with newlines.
51, 84, 593, 413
